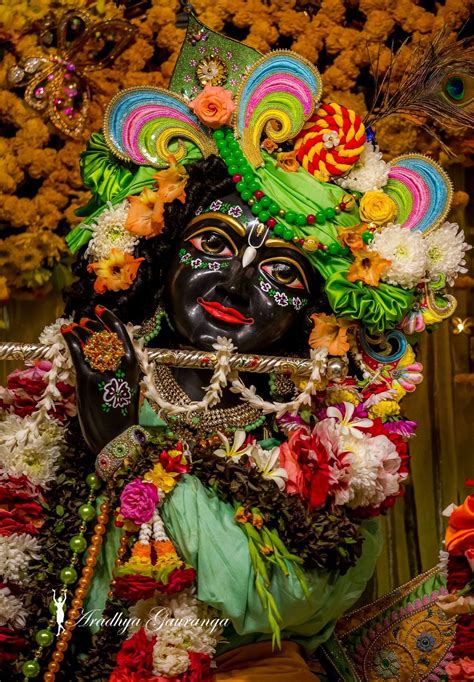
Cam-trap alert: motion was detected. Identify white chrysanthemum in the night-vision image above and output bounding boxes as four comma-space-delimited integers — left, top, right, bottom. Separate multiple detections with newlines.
0, 534, 41, 583
335, 142, 390, 193
425, 221, 471, 285
84, 200, 138, 261
0, 586, 29, 628
369, 223, 427, 289
153, 641, 190, 676
334, 433, 403, 508
0, 413, 65, 487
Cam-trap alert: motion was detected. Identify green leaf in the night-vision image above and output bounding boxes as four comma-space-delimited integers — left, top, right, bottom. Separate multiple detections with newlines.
55, 505, 65, 517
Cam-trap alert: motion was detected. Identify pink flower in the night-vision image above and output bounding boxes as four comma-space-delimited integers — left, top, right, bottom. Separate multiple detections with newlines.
0, 360, 75, 420
120, 479, 159, 525
189, 85, 235, 129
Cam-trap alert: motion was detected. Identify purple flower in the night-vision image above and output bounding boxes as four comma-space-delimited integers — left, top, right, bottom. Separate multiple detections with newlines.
274, 292, 289, 307
383, 419, 417, 438
191, 258, 202, 269
190, 59, 198, 67
195, 206, 203, 215
184, 74, 192, 82
293, 296, 303, 311
228, 205, 243, 218
260, 280, 271, 292
120, 478, 159, 525
209, 200, 223, 211
102, 378, 131, 409
208, 261, 221, 271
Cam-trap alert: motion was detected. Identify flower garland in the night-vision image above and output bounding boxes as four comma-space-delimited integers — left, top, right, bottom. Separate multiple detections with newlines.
0, 324, 76, 673
135, 332, 236, 416
437, 494, 474, 680
109, 442, 224, 681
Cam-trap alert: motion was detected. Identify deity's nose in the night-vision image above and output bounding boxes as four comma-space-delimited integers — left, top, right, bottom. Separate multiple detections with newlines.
218, 258, 253, 302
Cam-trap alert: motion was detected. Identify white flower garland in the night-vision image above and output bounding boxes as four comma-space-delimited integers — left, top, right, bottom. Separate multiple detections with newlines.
133, 331, 236, 417
5, 318, 75, 448
230, 347, 328, 418
134, 328, 328, 420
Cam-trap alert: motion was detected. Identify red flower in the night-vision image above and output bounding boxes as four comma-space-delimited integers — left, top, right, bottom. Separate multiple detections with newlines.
116, 628, 155, 674
156, 566, 196, 595
0, 477, 45, 536
114, 575, 158, 602
0, 627, 27, 663
109, 671, 147, 682
182, 652, 213, 682
452, 615, 474, 659
447, 555, 472, 592
159, 448, 189, 475
280, 427, 330, 509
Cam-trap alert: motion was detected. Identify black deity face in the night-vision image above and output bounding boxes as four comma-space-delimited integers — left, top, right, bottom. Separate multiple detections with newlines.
165, 194, 319, 353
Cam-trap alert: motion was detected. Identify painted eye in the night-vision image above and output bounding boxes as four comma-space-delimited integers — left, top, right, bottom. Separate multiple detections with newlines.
260, 262, 305, 289
189, 232, 234, 257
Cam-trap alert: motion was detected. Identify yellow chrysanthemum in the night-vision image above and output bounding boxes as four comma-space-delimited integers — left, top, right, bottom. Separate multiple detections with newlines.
326, 388, 360, 406
368, 400, 401, 419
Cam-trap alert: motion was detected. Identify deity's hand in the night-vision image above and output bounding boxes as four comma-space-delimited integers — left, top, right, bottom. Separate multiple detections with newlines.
61, 306, 140, 454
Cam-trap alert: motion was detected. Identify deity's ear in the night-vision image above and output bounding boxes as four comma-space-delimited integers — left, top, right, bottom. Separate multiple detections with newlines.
103, 87, 217, 168
233, 51, 322, 168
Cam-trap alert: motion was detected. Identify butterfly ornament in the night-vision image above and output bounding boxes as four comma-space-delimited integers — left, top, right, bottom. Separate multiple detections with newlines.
7, 10, 133, 138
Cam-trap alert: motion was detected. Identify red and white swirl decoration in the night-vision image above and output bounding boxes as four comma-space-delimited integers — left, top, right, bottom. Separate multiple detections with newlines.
294, 102, 366, 182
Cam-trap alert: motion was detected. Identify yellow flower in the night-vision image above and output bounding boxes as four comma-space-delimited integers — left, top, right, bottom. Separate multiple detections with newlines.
359, 190, 398, 226
144, 462, 178, 493
326, 388, 359, 406
368, 400, 401, 419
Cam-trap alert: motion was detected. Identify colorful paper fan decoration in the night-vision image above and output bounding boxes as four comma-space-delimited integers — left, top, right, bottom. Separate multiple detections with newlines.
384, 154, 453, 235
294, 103, 366, 182
234, 51, 322, 167
104, 86, 216, 168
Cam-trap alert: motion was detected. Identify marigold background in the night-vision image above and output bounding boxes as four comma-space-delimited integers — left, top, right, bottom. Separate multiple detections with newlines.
0, 0, 471, 300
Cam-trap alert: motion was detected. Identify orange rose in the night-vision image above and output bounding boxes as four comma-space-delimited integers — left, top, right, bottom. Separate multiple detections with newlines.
189, 85, 235, 129
445, 494, 474, 554
276, 150, 300, 172
261, 138, 278, 154
309, 313, 354, 355
87, 248, 144, 294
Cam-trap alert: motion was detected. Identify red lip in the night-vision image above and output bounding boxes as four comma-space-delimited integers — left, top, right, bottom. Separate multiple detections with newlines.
197, 298, 254, 326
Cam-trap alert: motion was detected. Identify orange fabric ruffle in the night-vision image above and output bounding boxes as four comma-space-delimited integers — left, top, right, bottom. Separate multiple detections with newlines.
213, 641, 318, 682
445, 494, 474, 554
